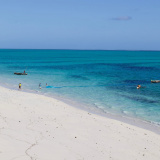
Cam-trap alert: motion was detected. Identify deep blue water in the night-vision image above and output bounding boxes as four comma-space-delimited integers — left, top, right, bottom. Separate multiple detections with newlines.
0, 49, 160, 124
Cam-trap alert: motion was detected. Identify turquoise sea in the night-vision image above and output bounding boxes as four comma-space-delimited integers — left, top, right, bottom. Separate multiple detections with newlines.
0, 49, 160, 125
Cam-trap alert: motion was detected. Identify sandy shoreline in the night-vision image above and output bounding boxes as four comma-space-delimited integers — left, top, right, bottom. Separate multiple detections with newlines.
0, 86, 160, 160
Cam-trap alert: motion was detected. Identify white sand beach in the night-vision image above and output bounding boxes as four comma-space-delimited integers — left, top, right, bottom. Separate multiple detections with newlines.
0, 86, 160, 160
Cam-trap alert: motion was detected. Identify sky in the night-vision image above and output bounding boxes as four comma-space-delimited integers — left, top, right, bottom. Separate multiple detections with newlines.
0, 0, 160, 50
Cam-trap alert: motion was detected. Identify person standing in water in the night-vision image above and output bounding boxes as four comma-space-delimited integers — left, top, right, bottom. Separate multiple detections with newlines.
39, 83, 42, 89
19, 83, 21, 89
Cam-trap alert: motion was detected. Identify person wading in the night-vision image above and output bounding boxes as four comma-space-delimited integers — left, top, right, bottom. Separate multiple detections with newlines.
19, 83, 21, 89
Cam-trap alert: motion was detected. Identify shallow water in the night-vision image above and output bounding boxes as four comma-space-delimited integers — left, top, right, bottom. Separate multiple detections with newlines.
0, 49, 160, 124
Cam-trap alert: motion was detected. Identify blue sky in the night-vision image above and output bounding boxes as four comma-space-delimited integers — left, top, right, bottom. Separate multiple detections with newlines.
0, 0, 160, 50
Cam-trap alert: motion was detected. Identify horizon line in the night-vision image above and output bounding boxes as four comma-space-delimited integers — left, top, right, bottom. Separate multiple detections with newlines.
0, 48, 160, 52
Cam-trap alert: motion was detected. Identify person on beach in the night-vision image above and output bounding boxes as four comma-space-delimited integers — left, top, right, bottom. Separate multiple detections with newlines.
39, 83, 42, 89
46, 83, 48, 86
19, 83, 21, 89
24, 70, 25, 73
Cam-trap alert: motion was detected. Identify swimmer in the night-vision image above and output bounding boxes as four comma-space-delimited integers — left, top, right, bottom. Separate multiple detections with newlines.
137, 85, 141, 89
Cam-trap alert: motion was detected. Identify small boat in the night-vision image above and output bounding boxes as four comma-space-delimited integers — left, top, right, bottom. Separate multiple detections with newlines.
14, 72, 27, 75
151, 80, 160, 83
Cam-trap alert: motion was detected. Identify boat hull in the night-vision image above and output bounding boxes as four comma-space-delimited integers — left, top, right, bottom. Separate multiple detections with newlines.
14, 72, 27, 75
151, 80, 160, 83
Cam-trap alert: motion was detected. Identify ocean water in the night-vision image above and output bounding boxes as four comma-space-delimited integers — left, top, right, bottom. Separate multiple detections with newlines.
0, 49, 160, 124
